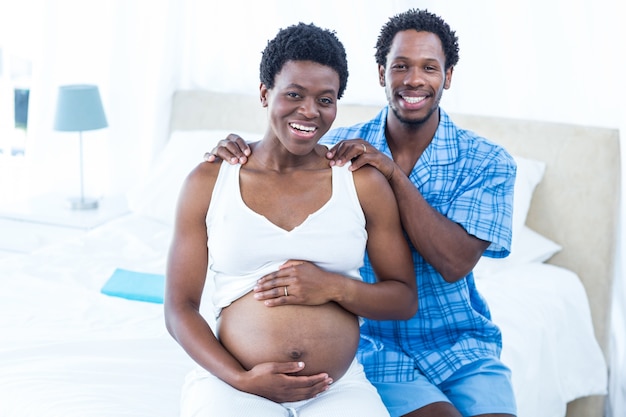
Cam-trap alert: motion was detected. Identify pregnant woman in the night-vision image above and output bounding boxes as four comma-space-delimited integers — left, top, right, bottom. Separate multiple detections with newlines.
164, 22, 416, 417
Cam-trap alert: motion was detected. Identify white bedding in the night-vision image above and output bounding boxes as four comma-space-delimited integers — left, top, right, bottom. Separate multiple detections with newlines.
475, 263, 607, 417
0, 214, 194, 417
0, 211, 607, 417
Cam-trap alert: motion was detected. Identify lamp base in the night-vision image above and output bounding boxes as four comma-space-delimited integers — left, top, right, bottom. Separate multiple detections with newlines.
67, 197, 99, 210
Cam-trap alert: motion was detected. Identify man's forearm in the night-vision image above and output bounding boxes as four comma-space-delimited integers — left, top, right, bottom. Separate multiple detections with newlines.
388, 170, 487, 282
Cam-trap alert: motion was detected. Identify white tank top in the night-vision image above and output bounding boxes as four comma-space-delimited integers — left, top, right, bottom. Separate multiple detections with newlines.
204, 161, 367, 319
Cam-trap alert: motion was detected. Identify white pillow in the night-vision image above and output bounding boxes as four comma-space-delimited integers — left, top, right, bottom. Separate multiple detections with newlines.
511, 155, 546, 247
474, 226, 562, 277
127, 129, 262, 226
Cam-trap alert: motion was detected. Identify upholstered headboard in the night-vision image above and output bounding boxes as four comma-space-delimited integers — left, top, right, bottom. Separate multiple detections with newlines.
169, 89, 620, 417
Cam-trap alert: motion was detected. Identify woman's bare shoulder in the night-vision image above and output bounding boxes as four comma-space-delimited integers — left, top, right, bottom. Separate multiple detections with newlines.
177, 160, 224, 211
185, 159, 222, 186
351, 165, 390, 193
350, 165, 397, 221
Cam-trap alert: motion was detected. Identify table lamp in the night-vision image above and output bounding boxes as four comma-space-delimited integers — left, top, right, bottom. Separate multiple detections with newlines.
53, 84, 108, 210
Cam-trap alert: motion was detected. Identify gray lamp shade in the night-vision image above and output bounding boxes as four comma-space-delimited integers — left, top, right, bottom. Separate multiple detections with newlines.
54, 84, 108, 132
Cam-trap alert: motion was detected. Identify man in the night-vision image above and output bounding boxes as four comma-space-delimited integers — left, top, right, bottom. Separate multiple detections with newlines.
206, 8, 517, 417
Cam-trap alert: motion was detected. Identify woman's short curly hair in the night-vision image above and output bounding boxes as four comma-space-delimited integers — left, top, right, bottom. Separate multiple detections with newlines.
375, 9, 459, 70
260, 22, 349, 99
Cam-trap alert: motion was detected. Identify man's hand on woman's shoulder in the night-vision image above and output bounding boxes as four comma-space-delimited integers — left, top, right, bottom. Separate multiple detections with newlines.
203, 133, 251, 164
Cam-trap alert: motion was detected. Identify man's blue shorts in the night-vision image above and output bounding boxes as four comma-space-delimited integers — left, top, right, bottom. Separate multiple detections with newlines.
372, 357, 517, 417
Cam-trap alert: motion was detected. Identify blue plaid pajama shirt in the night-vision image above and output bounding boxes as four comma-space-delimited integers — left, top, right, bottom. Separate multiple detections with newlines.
320, 106, 516, 385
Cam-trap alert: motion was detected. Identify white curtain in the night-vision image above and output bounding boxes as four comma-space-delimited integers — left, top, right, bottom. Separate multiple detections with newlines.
23, 0, 626, 415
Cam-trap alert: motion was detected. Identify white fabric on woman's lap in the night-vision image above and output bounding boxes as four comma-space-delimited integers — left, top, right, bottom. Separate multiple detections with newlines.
180, 359, 390, 417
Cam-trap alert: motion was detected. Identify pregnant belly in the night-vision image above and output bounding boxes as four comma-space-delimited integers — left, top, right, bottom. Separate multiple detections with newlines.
217, 292, 360, 381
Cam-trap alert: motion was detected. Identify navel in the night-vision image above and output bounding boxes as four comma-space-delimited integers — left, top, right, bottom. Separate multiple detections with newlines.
288, 349, 303, 360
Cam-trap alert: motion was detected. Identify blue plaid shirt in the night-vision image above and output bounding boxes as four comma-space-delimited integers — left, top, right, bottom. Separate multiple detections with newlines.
321, 107, 515, 385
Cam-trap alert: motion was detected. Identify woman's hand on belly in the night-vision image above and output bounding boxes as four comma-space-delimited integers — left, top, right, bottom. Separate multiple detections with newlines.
254, 260, 338, 307
237, 361, 334, 403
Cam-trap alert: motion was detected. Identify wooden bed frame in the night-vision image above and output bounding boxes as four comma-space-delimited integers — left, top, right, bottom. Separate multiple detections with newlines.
169, 89, 621, 417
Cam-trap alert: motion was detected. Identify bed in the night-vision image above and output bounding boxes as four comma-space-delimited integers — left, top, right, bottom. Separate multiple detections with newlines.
0, 89, 619, 417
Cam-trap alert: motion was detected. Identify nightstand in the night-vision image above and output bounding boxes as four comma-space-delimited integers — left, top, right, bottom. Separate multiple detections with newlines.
0, 193, 130, 257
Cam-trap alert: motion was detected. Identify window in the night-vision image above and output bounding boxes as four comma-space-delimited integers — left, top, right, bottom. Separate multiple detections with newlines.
0, 47, 30, 158
0, 1, 41, 203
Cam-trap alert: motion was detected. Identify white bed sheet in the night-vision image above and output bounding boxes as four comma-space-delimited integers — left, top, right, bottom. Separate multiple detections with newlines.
0, 214, 194, 417
0, 213, 607, 417
476, 263, 608, 417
